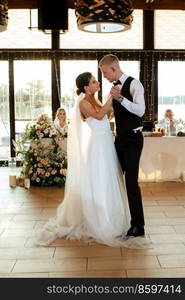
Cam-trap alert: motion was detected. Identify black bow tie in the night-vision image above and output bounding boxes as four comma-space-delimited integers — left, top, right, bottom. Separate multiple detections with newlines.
113, 80, 121, 86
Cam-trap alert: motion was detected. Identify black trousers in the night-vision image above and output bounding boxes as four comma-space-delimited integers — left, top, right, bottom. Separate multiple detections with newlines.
115, 131, 145, 227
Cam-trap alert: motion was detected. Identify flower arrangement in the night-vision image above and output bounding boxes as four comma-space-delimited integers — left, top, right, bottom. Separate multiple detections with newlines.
14, 114, 67, 187
21, 114, 67, 141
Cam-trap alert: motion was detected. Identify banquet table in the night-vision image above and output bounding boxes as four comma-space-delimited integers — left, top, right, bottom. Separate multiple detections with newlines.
139, 136, 185, 182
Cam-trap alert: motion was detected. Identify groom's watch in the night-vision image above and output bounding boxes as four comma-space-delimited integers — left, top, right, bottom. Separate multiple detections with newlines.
117, 96, 124, 104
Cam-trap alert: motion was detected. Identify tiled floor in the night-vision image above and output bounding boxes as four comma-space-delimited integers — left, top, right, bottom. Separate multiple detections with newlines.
1, 167, 185, 278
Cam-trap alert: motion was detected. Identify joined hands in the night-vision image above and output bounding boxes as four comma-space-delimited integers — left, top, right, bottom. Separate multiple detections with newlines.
110, 85, 122, 101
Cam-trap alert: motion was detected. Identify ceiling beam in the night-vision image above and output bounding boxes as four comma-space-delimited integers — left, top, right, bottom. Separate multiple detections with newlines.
7, 0, 185, 10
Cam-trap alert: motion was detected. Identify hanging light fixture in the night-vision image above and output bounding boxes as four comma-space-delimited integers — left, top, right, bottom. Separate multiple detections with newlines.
75, 0, 133, 33
0, 0, 8, 32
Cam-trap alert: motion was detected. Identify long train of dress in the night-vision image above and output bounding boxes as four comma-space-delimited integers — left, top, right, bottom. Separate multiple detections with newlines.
35, 115, 151, 248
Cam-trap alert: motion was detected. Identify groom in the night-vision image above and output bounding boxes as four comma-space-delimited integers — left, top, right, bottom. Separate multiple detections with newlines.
99, 54, 145, 237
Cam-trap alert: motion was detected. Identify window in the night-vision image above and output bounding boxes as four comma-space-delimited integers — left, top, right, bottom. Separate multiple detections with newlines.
158, 61, 185, 121
14, 61, 52, 139
60, 9, 143, 49
0, 10, 51, 49
0, 62, 9, 160
155, 10, 185, 49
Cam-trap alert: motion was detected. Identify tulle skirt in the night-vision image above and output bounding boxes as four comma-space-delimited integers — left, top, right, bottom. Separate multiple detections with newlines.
35, 130, 150, 248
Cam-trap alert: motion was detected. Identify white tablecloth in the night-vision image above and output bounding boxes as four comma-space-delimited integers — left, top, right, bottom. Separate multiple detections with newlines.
139, 137, 185, 182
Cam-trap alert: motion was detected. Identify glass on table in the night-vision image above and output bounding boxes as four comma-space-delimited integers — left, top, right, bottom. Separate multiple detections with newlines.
154, 123, 160, 132
161, 128, 166, 136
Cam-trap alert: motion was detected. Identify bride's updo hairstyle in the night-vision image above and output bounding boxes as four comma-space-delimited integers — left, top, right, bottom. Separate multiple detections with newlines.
76, 72, 92, 96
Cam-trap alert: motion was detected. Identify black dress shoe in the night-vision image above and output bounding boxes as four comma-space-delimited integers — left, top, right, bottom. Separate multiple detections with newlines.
126, 226, 134, 236
126, 226, 145, 237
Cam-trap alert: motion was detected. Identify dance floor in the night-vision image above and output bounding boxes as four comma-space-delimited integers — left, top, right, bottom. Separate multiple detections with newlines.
1, 167, 185, 278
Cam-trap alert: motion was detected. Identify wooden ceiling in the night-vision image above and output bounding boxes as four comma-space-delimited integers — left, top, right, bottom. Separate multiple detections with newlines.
8, 0, 185, 10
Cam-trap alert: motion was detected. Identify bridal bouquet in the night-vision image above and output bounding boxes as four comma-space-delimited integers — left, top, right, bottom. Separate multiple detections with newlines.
14, 114, 67, 187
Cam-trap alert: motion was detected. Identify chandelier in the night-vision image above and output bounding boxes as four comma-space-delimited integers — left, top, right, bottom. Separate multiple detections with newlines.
75, 0, 133, 33
0, 0, 8, 32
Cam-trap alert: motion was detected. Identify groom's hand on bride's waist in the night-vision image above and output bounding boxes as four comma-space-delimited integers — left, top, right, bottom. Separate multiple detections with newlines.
110, 86, 124, 103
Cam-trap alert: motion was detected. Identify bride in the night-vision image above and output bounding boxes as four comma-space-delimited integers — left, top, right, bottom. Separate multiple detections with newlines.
36, 72, 149, 248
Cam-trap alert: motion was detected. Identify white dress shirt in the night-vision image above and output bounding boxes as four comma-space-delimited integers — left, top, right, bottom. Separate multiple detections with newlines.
117, 73, 145, 118
116, 73, 145, 132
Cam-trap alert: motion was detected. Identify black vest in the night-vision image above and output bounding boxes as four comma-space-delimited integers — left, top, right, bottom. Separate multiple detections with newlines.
113, 76, 143, 135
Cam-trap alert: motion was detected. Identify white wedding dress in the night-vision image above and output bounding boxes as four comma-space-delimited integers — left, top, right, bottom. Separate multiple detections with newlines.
36, 96, 150, 248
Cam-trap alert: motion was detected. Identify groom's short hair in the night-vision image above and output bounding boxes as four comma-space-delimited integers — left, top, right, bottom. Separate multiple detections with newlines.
99, 54, 119, 68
